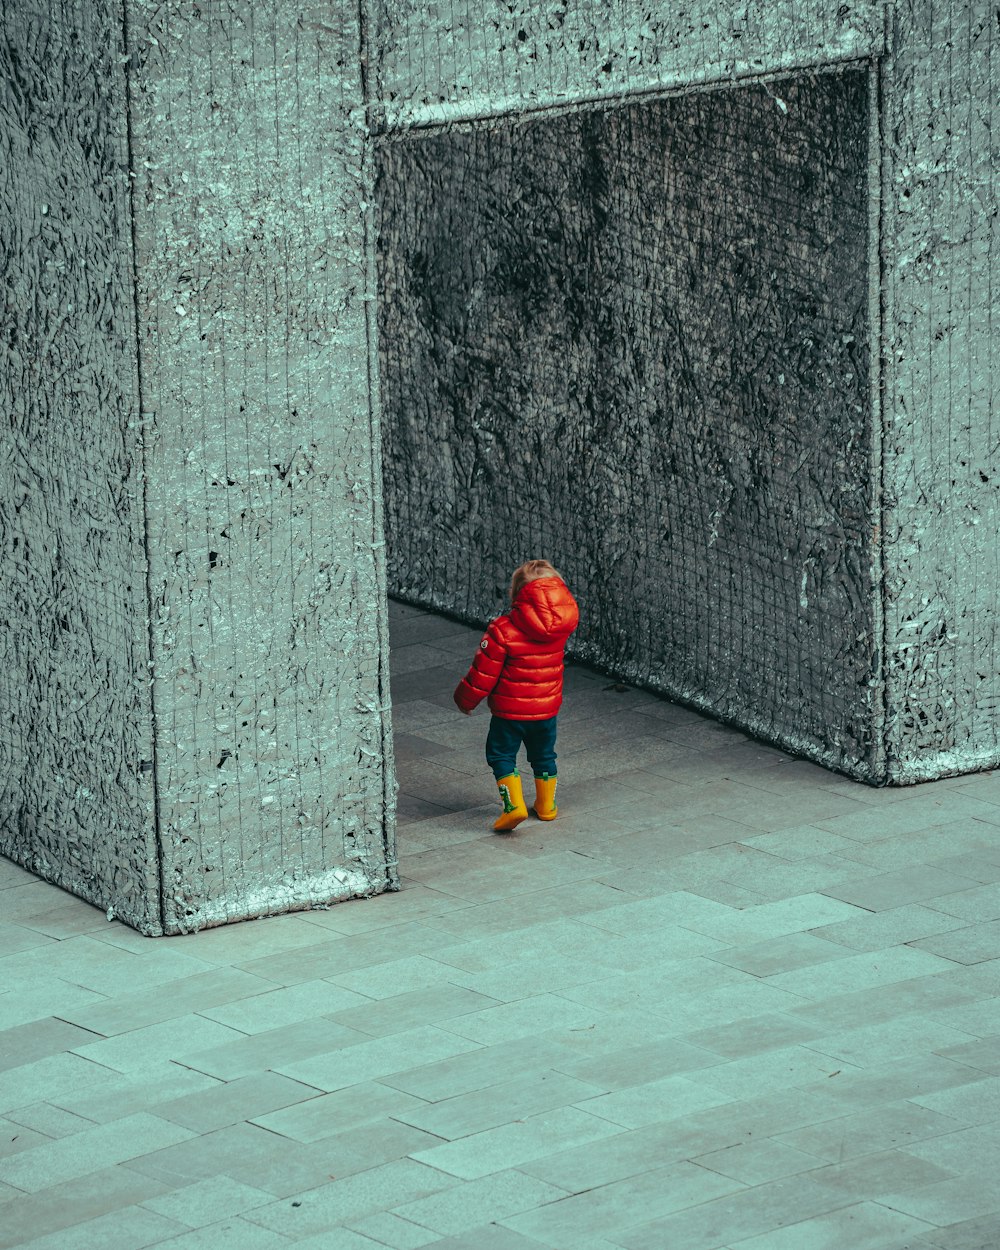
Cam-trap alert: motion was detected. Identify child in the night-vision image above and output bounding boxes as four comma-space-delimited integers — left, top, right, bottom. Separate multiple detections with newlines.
454, 560, 580, 832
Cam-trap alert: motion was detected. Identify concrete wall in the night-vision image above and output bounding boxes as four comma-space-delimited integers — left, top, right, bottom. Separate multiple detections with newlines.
128, 0, 395, 930
880, 2, 1000, 781
2, 2, 396, 933
0, 2, 160, 931
375, 0, 1000, 784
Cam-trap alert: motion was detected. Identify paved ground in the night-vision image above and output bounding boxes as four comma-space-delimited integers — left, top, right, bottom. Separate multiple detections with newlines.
3, 599, 1000, 1249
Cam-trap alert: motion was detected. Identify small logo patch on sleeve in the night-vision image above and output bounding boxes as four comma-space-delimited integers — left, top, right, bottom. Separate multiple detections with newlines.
480, 637, 489, 650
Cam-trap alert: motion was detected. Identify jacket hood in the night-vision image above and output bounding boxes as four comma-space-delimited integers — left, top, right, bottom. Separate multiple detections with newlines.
510, 576, 580, 643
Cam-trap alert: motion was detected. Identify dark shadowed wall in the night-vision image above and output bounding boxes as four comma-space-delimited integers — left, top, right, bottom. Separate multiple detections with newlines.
378, 69, 878, 776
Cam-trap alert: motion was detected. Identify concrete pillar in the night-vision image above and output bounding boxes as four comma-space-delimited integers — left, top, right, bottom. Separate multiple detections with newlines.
1, 1, 395, 933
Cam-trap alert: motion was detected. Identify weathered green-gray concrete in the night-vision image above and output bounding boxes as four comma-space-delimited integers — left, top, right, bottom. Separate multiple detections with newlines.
376, 1, 999, 785
126, 1, 395, 932
2, 2, 396, 933
0, 3, 160, 932
880, 3, 999, 781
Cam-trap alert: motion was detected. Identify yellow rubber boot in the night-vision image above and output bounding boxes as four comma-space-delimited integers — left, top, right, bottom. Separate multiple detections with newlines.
493, 773, 527, 832
532, 774, 558, 821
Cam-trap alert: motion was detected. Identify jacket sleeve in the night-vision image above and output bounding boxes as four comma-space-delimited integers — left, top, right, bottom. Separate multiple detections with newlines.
454, 620, 508, 712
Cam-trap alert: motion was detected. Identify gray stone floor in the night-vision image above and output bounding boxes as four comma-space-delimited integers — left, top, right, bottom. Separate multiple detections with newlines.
3, 599, 1000, 1248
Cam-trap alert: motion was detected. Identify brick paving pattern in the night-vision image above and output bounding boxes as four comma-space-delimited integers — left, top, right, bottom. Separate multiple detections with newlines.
1, 599, 1000, 1248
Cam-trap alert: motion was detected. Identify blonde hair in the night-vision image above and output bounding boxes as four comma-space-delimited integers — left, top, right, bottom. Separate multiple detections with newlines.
510, 559, 560, 602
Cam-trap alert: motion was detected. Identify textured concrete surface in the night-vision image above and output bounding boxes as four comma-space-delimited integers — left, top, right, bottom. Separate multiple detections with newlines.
1, 3, 395, 933
0, 3, 159, 931
880, 3, 1000, 781
127, 1, 395, 929
1, 599, 1000, 1247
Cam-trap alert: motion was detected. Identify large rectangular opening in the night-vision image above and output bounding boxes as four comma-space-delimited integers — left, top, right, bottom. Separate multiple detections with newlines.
376, 67, 876, 776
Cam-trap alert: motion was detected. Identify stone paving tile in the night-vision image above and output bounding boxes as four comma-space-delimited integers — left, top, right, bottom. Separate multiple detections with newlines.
839, 821, 1000, 874
50, 1062, 221, 1125
437, 952, 610, 1002
277, 1024, 487, 1094
926, 881, 1000, 922
124, 1119, 402, 1199
0, 980, 107, 1031
0, 859, 38, 887
575, 1072, 738, 1130
348, 1210, 439, 1248
915, 1211, 1000, 1249
705, 931, 856, 978
0, 937, 215, 997
501, 1159, 746, 1248
246, 1158, 457, 1238
0, 1051, 124, 1116
793, 1054, 995, 1114
555, 964, 812, 1032
0, 925, 56, 958
0, 1112, 195, 1193
58, 968, 274, 1037
909, 1074, 1000, 1125
814, 794, 1000, 842
0, 1118, 55, 1161
391, 1069, 604, 1141
0, 1017, 101, 1073
910, 920, 1000, 965
236, 923, 461, 987
820, 865, 982, 912
379, 1034, 576, 1103
410, 1105, 625, 1180
138, 1216, 294, 1249
809, 903, 969, 952
440, 992, 610, 1045
805, 1013, 979, 1068
933, 1035, 1000, 1074
232, 1119, 444, 1196
141, 1174, 276, 1228
0, 1165, 178, 1250
678, 1011, 832, 1060
519, 1089, 844, 1194
196, 978, 372, 1033
418, 880, 639, 939
727, 1201, 935, 1250
154, 1072, 321, 1134
774, 1100, 967, 1162
763, 945, 960, 998
178, 1016, 372, 1082
784, 972, 980, 1032
300, 883, 474, 935
688, 1043, 858, 1099
389, 1168, 568, 1237
4, 1103, 96, 1140
327, 984, 500, 1038
359, 1221, 547, 1250
251, 1080, 429, 1143
10, 1204, 187, 1250
737, 825, 865, 860
690, 1137, 826, 1186
612, 1173, 853, 1250
69, 1013, 248, 1074
805, 1148, 957, 1199
881, 1172, 1000, 1227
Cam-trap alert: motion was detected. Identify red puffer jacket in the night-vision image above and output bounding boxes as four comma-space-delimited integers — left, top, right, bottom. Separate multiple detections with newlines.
454, 577, 580, 720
